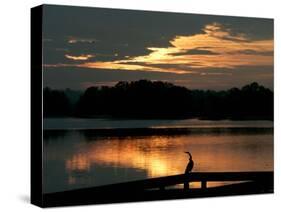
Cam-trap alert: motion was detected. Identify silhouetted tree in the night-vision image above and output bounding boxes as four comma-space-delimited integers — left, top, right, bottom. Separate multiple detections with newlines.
43, 81, 273, 120
43, 87, 71, 117
73, 80, 273, 120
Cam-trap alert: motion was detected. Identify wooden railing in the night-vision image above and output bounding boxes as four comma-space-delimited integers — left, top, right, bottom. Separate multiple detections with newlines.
70, 171, 273, 192
134, 171, 273, 190
44, 171, 273, 207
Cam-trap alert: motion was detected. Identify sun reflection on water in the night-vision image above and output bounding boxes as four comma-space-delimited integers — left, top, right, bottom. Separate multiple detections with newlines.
63, 134, 273, 189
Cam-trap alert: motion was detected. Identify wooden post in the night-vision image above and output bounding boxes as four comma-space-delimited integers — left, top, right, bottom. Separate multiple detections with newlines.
202, 181, 207, 189
184, 181, 189, 190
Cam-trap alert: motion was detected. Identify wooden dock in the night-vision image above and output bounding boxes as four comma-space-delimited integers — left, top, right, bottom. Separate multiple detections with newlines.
43, 171, 273, 207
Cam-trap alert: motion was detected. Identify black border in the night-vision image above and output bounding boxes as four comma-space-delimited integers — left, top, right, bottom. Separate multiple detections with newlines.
31, 5, 43, 207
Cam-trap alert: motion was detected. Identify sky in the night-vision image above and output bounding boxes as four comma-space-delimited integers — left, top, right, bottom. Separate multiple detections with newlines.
42, 5, 273, 91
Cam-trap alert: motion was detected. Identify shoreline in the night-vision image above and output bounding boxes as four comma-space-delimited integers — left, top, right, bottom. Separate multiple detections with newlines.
43, 127, 273, 139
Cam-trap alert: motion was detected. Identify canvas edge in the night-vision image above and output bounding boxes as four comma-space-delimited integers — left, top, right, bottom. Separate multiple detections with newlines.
31, 4, 44, 208
30, 4, 274, 208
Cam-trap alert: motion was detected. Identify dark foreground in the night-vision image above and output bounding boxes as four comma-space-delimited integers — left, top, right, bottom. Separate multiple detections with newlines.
42, 171, 273, 207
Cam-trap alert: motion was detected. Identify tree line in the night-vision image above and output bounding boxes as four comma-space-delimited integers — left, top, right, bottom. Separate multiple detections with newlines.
43, 80, 273, 120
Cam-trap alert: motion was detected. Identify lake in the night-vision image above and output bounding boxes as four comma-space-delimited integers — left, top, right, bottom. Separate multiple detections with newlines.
43, 118, 273, 193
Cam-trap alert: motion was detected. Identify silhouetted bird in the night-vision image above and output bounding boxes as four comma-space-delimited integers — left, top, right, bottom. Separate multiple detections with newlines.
184, 152, 194, 174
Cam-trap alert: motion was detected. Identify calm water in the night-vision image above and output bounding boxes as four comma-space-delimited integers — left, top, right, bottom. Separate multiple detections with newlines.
43, 119, 273, 193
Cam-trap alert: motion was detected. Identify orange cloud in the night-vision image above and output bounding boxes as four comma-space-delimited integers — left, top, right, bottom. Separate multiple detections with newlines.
65, 54, 94, 61
47, 23, 273, 74
68, 37, 97, 44
127, 23, 273, 69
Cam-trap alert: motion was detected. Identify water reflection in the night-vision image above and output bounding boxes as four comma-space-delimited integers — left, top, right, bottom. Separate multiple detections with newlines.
43, 129, 273, 193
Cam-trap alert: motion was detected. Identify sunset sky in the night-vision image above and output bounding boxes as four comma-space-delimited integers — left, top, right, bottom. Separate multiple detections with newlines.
43, 5, 273, 90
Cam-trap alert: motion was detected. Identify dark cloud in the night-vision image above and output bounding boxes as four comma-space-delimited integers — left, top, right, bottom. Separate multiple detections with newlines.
233, 49, 273, 56
43, 5, 273, 63
220, 18, 273, 41
170, 48, 220, 56
42, 5, 273, 90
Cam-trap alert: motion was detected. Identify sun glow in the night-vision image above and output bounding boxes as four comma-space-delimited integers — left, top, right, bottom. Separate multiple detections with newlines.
65, 137, 184, 178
